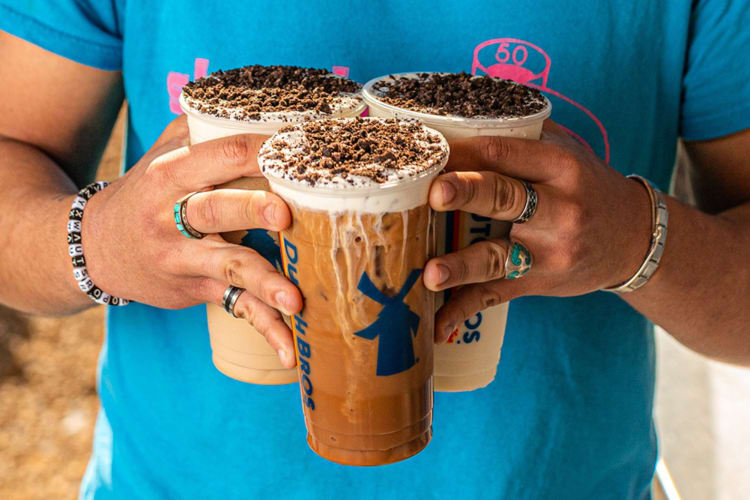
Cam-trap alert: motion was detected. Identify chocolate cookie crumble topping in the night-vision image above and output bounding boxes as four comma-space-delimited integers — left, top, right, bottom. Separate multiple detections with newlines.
182, 65, 362, 121
259, 117, 448, 187
371, 72, 546, 119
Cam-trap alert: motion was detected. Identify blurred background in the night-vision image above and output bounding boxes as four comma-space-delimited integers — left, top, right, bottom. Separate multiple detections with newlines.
1, 110, 749, 499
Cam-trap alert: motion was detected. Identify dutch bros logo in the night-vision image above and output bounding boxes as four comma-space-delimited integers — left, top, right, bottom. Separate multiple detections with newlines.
354, 269, 422, 376
281, 237, 314, 410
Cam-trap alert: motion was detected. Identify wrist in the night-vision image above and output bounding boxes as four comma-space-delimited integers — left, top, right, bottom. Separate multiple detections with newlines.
73, 182, 130, 306
58, 193, 98, 309
605, 176, 669, 293
79, 186, 107, 288
608, 177, 653, 287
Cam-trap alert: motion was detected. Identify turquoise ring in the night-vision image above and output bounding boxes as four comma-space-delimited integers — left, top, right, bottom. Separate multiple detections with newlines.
505, 241, 532, 279
174, 192, 206, 239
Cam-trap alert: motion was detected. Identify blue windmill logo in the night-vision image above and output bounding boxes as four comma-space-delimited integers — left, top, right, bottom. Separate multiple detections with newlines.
354, 269, 422, 376
241, 230, 283, 272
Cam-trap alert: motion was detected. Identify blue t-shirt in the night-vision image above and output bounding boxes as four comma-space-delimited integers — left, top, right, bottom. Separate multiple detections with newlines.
2, 1, 750, 498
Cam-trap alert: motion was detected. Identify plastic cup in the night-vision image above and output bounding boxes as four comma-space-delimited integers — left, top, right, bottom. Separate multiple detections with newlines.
260, 118, 448, 466
362, 72, 551, 392
180, 92, 366, 385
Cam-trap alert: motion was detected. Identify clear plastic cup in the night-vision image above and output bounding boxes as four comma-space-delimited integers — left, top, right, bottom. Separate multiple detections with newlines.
260, 118, 448, 466
362, 73, 551, 392
180, 92, 366, 385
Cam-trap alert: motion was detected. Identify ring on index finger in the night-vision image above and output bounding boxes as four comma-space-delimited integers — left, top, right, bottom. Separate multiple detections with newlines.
174, 192, 206, 239
510, 181, 538, 224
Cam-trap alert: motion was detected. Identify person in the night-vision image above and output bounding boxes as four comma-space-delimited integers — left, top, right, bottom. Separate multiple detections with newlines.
1, 1, 749, 498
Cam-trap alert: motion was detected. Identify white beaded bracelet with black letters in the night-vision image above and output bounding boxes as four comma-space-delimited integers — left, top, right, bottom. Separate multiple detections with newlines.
68, 181, 129, 306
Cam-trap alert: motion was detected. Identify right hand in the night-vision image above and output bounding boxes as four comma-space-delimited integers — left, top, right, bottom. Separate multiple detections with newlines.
81, 116, 302, 366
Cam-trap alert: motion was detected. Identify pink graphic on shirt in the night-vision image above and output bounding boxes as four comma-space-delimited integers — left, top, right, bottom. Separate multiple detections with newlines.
472, 38, 610, 163
166, 72, 190, 114
194, 58, 209, 80
332, 65, 350, 77
167, 58, 211, 115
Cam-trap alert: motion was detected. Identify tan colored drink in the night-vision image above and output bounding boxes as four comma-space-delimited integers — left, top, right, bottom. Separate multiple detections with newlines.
259, 117, 449, 465
363, 72, 551, 391
180, 65, 365, 384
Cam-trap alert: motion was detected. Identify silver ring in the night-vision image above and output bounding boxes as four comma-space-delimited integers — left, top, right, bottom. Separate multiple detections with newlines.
504, 241, 533, 279
510, 181, 538, 224
222, 285, 245, 318
174, 192, 206, 239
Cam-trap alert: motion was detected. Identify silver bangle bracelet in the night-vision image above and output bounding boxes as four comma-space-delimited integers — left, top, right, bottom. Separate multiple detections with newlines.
603, 175, 669, 294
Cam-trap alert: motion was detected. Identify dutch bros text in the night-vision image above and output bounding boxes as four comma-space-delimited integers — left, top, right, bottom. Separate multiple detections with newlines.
468, 213, 492, 245
282, 236, 315, 410
445, 212, 493, 345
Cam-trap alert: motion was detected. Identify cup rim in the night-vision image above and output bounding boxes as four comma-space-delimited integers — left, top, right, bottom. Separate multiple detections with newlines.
362, 71, 552, 128
178, 91, 367, 130
260, 118, 450, 197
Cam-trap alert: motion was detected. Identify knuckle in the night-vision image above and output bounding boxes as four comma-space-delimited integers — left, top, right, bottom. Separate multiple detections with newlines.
161, 248, 184, 275
550, 241, 579, 271
147, 150, 183, 186
242, 193, 264, 225
560, 200, 586, 234
457, 258, 470, 283
554, 148, 583, 184
492, 175, 517, 215
477, 284, 503, 309
219, 135, 250, 165
550, 143, 575, 164
232, 295, 262, 328
485, 242, 506, 280
457, 174, 477, 207
445, 255, 469, 284
479, 136, 511, 163
552, 250, 575, 272
223, 258, 245, 287
140, 204, 164, 237
195, 194, 221, 228
238, 304, 260, 332
257, 269, 281, 303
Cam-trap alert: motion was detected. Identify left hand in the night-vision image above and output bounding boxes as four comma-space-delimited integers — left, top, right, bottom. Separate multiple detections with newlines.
425, 120, 653, 342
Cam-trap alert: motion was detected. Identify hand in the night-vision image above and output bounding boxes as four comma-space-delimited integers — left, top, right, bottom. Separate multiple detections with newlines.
424, 121, 653, 342
81, 116, 302, 365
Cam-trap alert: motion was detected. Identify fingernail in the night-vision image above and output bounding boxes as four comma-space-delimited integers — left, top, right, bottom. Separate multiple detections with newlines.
263, 203, 277, 225
434, 264, 450, 287
274, 290, 293, 315
277, 348, 293, 368
440, 322, 457, 343
439, 179, 456, 205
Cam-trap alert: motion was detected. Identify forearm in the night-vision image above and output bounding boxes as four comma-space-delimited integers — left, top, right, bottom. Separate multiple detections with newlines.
624, 196, 750, 364
0, 138, 93, 315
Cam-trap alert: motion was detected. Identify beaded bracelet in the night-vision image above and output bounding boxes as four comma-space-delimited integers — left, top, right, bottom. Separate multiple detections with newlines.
67, 181, 129, 306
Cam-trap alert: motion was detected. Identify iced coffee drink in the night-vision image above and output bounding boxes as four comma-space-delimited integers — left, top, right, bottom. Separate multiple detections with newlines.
259, 117, 449, 465
180, 65, 365, 384
363, 72, 551, 391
